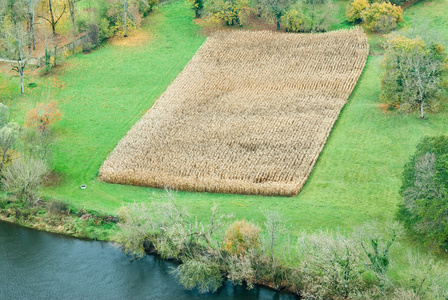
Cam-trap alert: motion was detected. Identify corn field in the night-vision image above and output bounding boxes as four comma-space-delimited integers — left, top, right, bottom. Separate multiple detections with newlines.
99, 28, 369, 196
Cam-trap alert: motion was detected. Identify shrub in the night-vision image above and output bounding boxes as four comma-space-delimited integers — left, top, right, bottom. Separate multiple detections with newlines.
98, 18, 114, 43
24, 102, 62, 133
1, 157, 49, 201
87, 23, 99, 46
139, 0, 158, 16
226, 254, 257, 288
346, 0, 369, 23
397, 252, 448, 299
175, 258, 223, 294
115, 203, 154, 258
362, 2, 403, 33
281, 9, 305, 32
46, 200, 69, 215
0, 103, 8, 126
399, 136, 448, 250
223, 220, 261, 256
0, 122, 20, 172
297, 230, 375, 299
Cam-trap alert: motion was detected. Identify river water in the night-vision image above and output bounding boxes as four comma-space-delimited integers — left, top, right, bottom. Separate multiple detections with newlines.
0, 221, 297, 300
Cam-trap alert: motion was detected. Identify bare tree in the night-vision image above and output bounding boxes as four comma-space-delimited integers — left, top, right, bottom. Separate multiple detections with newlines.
67, 0, 80, 54
17, 0, 38, 52
121, 0, 130, 37
0, 16, 30, 94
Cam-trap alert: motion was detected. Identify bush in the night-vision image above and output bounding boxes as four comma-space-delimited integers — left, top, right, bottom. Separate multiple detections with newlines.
297, 230, 376, 299
1, 157, 49, 201
175, 259, 223, 294
222, 220, 261, 256
399, 136, 448, 250
397, 252, 448, 299
98, 18, 114, 43
346, 0, 369, 23
139, 0, 158, 16
362, 2, 403, 33
226, 254, 257, 288
87, 23, 99, 46
0, 122, 20, 172
115, 203, 154, 258
46, 200, 69, 215
281, 9, 305, 32
0, 103, 8, 126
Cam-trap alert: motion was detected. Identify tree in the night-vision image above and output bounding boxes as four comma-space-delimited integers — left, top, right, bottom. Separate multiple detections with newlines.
1, 156, 48, 201
258, 0, 294, 30
205, 0, 251, 26
106, 0, 143, 37
345, 0, 369, 24
39, 0, 67, 36
16, 0, 38, 52
222, 220, 261, 256
399, 136, 448, 250
280, 0, 335, 33
67, 0, 80, 33
186, 0, 203, 18
0, 104, 20, 173
120, 0, 130, 37
380, 34, 448, 118
0, 13, 30, 94
362, 2, 403, 33
25, 102, 62, 133
67, 0, 80, 54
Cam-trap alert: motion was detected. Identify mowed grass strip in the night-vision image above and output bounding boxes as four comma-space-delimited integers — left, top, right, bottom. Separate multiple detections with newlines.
99, 29, 369, 196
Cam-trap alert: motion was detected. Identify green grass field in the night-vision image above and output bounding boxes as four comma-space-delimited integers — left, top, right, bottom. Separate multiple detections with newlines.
1, 0, 447, 279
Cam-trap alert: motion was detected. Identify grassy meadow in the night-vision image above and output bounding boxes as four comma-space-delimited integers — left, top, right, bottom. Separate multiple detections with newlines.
1, 0, 448, 280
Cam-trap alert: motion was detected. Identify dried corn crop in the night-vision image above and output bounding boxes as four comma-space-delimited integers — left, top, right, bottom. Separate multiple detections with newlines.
99, 28, 369, 196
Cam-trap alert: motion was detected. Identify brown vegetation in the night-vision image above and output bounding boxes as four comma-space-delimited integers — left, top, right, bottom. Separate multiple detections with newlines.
109, 29, 150, 46
99, 28, 369, 196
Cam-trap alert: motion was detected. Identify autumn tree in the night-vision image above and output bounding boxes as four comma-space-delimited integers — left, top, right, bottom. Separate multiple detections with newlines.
23, 102, 61, 160
25, 102, 62, 133
345, 0, 368, 24
205, 0, 252, 26
380, 34, 448, 118
39, 0, 67, 36
362, 2, 403, 33
222, 220, 261, 256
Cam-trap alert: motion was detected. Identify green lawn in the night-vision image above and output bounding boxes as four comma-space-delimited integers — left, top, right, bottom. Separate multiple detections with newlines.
2, 0, 447, 280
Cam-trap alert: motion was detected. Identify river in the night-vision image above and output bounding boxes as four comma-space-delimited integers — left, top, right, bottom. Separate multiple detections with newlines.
0, 221, 297, 299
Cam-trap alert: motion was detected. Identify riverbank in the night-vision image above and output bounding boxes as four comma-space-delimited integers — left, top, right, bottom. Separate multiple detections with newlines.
0, 198, 118, 241
1, 0, 448, 297
1, 220, 298, 300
